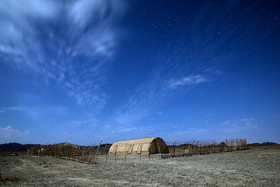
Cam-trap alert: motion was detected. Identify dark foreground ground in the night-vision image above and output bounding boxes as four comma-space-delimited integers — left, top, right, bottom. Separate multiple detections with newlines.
1, 148, 280, 186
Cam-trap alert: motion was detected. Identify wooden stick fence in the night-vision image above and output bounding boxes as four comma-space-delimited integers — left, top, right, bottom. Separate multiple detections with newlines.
27, 142, 99, 164
162, 138, 249, 159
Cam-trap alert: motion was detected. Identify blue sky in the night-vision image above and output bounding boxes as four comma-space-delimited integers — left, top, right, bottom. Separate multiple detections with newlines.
0, 0, 279, 145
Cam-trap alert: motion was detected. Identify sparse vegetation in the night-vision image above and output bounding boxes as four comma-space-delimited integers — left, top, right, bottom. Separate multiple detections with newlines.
1, 148, 280, 186
0, 171, 20, 183
163, 138, 248, 159
26, 138, 249, 163
27, 142, 100, 164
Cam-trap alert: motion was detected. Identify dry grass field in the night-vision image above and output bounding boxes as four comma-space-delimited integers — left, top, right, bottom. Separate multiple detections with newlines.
1, 147, 280, 186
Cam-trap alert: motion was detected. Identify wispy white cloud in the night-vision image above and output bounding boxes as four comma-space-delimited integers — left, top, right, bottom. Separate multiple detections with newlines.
113, 13, 226, 126
115, 110, 149, 126
7, 107, 25, 111
109, 125, 154, 141
67, 118, 97, 128
163, 127, 210, 141
0, 126, 30, 144
0, 107, 25, 114
113, 66, 214, 127
26, 106, 69, 119
161, 118, 258, 141
181, 128, 210, 136
1, 106, 68, 119
111, 127, 139, 134
219, 118, 258, 133
0, 0, 127, 113
114, 71, 212, 126
168, 75, 208, 89
114, 77, 167, 126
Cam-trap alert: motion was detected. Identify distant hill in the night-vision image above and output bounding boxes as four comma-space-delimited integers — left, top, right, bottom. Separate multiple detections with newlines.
0, 142, 39, 152
248, 142, 279, 147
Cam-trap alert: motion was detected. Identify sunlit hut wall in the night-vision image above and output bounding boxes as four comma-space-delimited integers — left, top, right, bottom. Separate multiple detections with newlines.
109, 137, 169, 155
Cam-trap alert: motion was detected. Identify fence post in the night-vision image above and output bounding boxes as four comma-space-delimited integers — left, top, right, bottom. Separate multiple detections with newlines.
172, 141, 176, 157
124, 151, 127, 163
105, 143, 108, 163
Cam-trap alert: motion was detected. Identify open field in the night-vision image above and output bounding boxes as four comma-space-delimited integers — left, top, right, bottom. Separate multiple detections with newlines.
1, 148, 280, 186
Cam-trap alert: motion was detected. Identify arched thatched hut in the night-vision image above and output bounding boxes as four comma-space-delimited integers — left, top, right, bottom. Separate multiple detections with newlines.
109, 137, 169, 155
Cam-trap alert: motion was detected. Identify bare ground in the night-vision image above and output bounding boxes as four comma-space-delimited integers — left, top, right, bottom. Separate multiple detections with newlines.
0, 149, 279, 186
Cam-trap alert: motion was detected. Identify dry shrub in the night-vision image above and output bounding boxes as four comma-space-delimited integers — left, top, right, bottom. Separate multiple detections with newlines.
165, 138, 249, 158
27, 142, 98, 164
0, 172, 20, 183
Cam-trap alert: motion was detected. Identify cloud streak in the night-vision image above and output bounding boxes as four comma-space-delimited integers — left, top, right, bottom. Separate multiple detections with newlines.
0, 0, 127, 113
1, 106, 68, 120
0, 126, 30, 144
219, 118, 258, 133
168, 75, 208, 89
112, 1, 252, 127
163, 118, 259, 141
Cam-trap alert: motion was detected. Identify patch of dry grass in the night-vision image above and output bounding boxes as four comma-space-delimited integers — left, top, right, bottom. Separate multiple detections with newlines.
27, 142, 100, 164
249, 145, 280, 150
164, 138, 249, 158
0, 171, 20, 183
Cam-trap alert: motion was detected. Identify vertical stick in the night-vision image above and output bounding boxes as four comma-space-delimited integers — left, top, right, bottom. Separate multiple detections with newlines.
183, 142, 186, 156
173, 141, 175, 157
95, 140, 102, 164
124, 151, 126, 163
105, 143, 107, 163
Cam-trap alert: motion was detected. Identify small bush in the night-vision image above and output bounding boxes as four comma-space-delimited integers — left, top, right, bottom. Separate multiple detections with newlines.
27, 142, 99, 164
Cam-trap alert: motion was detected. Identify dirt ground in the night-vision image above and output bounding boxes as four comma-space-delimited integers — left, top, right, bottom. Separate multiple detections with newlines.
1, 149, 279, 186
